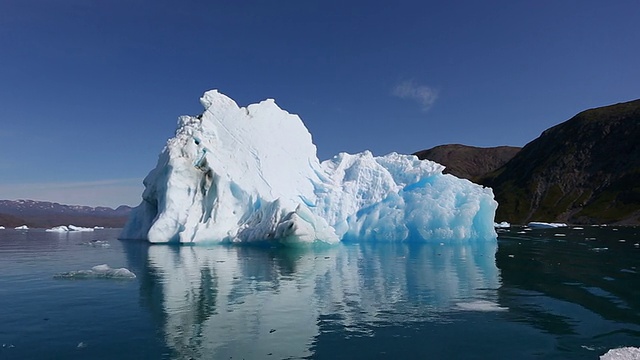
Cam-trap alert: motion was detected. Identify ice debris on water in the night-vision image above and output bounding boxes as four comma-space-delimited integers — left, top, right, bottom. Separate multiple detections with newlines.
80, 240, 110, 248
493, 221, 511, 228
54, 264, 136, 279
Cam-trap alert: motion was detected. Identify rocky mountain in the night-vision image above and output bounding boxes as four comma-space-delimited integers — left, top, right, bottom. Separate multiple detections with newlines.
0, 200, 132, 228
414, 145, 521, 182
418, 99, 640, 225
480, 99, 640, 225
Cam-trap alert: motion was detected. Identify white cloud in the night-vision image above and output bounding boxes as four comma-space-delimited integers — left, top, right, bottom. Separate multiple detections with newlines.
0, 178, 144, 208
392, 80, 439, 111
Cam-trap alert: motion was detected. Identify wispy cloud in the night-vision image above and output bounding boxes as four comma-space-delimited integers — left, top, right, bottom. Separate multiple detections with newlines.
392, 80, 439, 111
0, 178, 144, 208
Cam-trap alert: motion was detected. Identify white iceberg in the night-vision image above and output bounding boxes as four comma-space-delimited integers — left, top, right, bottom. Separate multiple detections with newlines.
54, 264, 136, 279
0, 226, 5, 230
121, 90, 498, 244
527, 222, 568, 229
14, 225, 28, 230
46, 225, 69, 232
68, 225, 95, 232
46, 225, 95, 232
494, 221, 511, 228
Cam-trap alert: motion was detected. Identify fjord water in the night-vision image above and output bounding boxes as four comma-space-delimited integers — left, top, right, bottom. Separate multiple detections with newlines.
0, 227, 639, 359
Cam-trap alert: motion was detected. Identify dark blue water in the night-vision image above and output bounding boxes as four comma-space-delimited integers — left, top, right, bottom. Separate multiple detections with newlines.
0, 226, 639, 359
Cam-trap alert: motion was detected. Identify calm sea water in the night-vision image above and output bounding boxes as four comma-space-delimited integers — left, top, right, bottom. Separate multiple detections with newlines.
0, 227, 639, 359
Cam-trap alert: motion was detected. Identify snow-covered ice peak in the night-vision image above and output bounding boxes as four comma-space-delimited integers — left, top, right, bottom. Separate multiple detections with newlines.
121, 90, 498, 244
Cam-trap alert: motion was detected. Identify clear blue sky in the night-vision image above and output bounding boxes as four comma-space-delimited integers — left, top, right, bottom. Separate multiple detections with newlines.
1, 0, 638, 207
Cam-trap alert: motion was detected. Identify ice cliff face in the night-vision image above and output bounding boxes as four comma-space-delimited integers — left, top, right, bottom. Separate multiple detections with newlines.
120, 90, 497, 244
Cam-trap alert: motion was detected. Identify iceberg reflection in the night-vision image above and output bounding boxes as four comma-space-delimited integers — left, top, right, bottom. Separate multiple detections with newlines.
136, 241, 501, 359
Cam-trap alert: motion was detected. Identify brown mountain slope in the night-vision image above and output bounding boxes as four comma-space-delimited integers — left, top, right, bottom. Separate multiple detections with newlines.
414, 144, 521, 182
480, 99, 640, 225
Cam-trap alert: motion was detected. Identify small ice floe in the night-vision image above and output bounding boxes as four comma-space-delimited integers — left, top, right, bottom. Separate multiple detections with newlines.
554, 233, 566, 237
0, 226, 5, 230
590, 247, 609, 252
600, 346, 640, 359
585, 237, 597, 241
93, 226, 105, 230
46, 225, 95, 232
573, 227, 584, 230
494, 221, 511, 228
527, 222, 568, 229
77, 342, 87, 349
14, 225, 28, 230
455, 300, 507, 312
54, 264, 136, 279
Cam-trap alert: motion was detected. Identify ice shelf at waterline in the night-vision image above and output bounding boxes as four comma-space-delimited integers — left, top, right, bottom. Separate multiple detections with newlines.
120, 90, 498, 244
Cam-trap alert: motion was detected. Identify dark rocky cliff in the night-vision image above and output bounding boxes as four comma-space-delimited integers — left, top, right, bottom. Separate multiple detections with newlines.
480, 99, 640, 225
414, 145, 520, 182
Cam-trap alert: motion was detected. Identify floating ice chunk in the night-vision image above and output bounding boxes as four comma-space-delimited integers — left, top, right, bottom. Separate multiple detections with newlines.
14, 225, 28, 230
46, 225, 69, 232
121, 90, 498, 245
600, 347, 640, 360
527, 222, 567, 229
46, 225, 95, 232
93, 226, 105, 230
0, 226, 5, 230
68, 225, 95, 232
494, 221, 511, 228
54, 264, 136, 279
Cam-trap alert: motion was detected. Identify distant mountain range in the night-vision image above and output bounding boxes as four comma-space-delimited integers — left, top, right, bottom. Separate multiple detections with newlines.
416, 98, 640, 225
0, 200, 132, 228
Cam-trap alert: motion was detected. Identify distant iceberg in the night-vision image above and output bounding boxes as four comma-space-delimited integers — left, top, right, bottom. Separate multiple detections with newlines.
46, 226, 69, 233
494, 221, 511, 228
46, 225, 95, 232
54, 264, 136, 279
14, 225, 28, 230
121, 90, 498, 244
0, 226, 5, 230
527, 222, 567, 229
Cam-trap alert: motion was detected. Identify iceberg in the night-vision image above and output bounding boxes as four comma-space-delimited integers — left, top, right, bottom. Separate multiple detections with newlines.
527, 222, 568, 229
120, 90, 497, 244
14, 225, 28, 230
46, 225, 69, 232
46, 225, 95, 232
